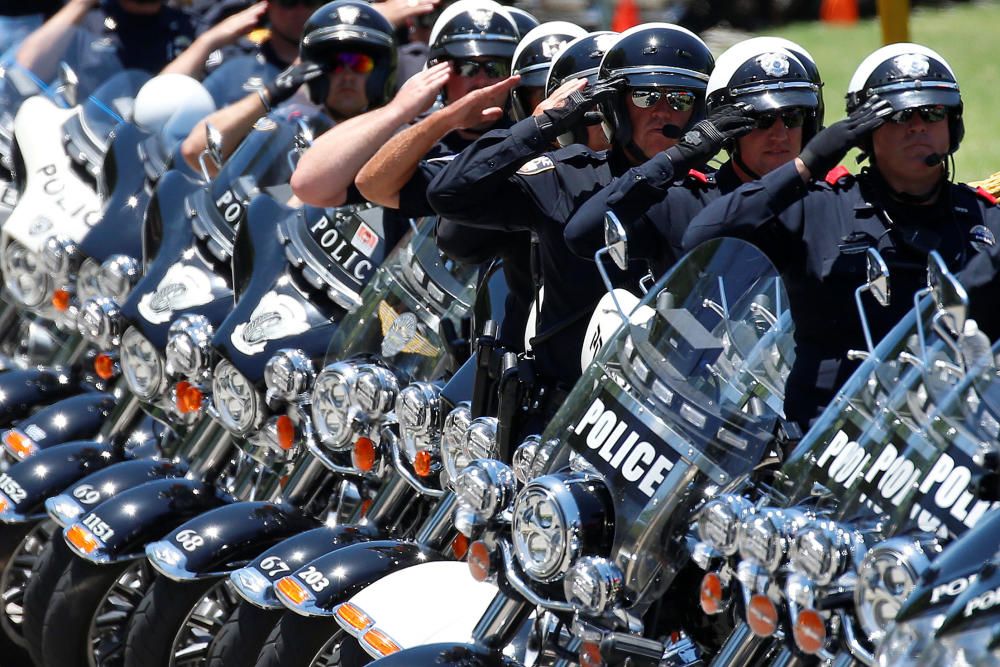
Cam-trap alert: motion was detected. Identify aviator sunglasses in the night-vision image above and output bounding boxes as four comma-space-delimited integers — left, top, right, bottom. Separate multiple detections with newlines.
332, 52, 375, 74
629, 88, 697, 111
887, 105, 949, 124
752, 108, 808, 130
452, 59, 511, 79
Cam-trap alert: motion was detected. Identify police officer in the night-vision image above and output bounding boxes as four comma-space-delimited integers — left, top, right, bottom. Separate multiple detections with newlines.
565, 38, 823, 276
509, 22, 586, 121
181, 0, 397, 175
683, 43, 1000, 429
15, 0, 196, 82
0, 0, 61, 54
427, 23, 713, 390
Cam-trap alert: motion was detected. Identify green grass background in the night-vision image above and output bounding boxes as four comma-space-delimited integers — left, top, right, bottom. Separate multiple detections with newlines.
759, 0, 1000, 182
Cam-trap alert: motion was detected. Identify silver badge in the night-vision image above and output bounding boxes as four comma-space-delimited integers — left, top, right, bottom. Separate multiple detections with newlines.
471, 8, 494, 31
894, 54, 930, 78
337, 5, 362, 24
970, 224, 996, 253
757, 53, 790, 78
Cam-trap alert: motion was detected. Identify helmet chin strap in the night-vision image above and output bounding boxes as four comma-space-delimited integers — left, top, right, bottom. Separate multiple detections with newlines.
732, 148, 761, 181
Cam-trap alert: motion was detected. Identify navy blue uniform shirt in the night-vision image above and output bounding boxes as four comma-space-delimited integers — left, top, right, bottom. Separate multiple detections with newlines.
79, 3, 195, 74
683, 160, 1000, 427
427, 116, 639, 387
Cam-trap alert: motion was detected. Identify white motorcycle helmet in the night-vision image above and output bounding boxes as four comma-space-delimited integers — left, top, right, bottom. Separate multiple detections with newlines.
132, 73, 216, 144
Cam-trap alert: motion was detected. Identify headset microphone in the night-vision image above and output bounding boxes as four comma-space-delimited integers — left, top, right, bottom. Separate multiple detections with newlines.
924, 153, 944, 167
660, 125, 682, 139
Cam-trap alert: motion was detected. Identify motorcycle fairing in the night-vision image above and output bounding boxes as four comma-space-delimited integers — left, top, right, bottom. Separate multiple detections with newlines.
146, 500, 320, 580
5, 391, 116, 452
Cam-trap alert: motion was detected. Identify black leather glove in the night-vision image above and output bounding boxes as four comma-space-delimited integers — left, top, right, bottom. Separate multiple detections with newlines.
664, 103, 756, 170
264, 62, 325, 109
534, 90, 600, 143
799, 95, 893, 177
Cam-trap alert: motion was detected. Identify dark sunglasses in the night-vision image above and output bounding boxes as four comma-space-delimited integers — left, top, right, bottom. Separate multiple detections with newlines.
452, 59, 510, 79
332, 52, 375, 75
752, 108, 808, 130
629, 88, 696, 111
888, 105, 949, 125
273, 0, 326, 7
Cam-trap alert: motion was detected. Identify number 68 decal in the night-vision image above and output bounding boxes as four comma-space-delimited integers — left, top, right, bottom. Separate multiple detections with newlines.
175, 529, 205, 552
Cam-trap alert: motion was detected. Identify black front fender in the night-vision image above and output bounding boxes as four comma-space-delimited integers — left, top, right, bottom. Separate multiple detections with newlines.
283, 540, 442, 613
56, 457, 190, 523
149, 501, 321, 579
0, 368, 85, 426
371, 643, 519, 667
5, 392, 117, 458
0, 439, 124, 520
66, 477, 226, 562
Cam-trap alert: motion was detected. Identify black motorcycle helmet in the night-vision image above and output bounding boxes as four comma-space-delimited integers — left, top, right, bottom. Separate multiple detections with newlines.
705, 40, 822, 146
597, 23, 714, 161
427, 0, 520, 65
847, 43, 963, 156
544, 31, 618, 146
299, 0, 398, 109
506, 6, 540, 38
510, 21, 587, 120
736, 36, 824, 129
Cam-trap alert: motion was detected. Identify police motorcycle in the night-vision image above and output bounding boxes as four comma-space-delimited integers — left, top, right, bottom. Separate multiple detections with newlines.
362, 231, 797, 666
0, 74, 218, 466
0, 109, 311, 666
131, 218, 500, 667
690, 253, 1000, 667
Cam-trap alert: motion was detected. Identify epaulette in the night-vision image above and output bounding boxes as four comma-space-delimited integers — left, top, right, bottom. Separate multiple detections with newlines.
824, 165, 852, 187
976, 186, 998, 206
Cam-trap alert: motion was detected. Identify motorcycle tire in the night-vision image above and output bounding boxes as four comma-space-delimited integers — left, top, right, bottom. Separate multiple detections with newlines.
0, 520, 41, 667
21, 531, 72, 666
255, 611, 372, 667
124, 573, 237, 667
42, 557, 148, 667
206, 602, 283, 667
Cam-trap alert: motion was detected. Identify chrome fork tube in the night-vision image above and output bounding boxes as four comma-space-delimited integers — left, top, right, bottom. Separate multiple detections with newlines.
183, 419, 233, 479
768, 647, 810, 667
360, 471, 415, 532
471, 591, 532, 651
413, 492, 457, 550
710, 622, 772, 667
97, 385, 141, 441
281, 455, 328, 506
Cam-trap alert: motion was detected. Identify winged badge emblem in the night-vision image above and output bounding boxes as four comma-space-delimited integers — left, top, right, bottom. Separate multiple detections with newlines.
377, 301, 439, 358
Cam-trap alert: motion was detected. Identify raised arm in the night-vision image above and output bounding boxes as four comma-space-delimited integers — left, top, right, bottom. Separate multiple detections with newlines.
15, 0, 95, 81
356, 75, 519, 209
291, 62, 450, 207
161, 2, 268, 79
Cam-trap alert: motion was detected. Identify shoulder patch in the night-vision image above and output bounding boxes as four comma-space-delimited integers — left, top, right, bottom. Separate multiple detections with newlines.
976, 186, 998, 206
825, 165, 852, 186
516, 155, 555, 176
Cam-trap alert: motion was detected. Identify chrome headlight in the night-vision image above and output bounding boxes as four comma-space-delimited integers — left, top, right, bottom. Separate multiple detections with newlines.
311, 361, 360, 449
564, 556, 624, 615
856, 537, 935, 645
165, 314, 214, 378
874, 614, 945, 667
463, 417, 498, 461
97, 254, 140, 304
396, 382, 442, 462
737, 507, 808, 572
2, 239, 47, 307
120, 327, 164, 400
512, 436, 556, 484
77, 297, 124, 348
697, 494, 754, 557
512, 473, 612, 583
440, 403, 472, 482
41, 235, 80, 277
75, 257, 103, 304
264, 348, 314, 402
212, 359, 263, 436
455, 459, 516, 522
354, 365, 399, 420
789, 519, 860, 586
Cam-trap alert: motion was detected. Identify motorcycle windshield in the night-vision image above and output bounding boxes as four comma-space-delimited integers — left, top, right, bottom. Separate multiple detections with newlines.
322, 217, 477, 381
541, 239, 794, 592
189, 116, 300, 257
777, 298, 998, 539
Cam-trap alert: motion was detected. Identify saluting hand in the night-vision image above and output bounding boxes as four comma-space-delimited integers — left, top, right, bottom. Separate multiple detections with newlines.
392, 61, 451, 120
444, 75, 520, 130
532, 78, 603, 142
664, 103, 756, 170
264, 61, 325, 108
204, 1, 269, 48
799, 94, 893, 178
